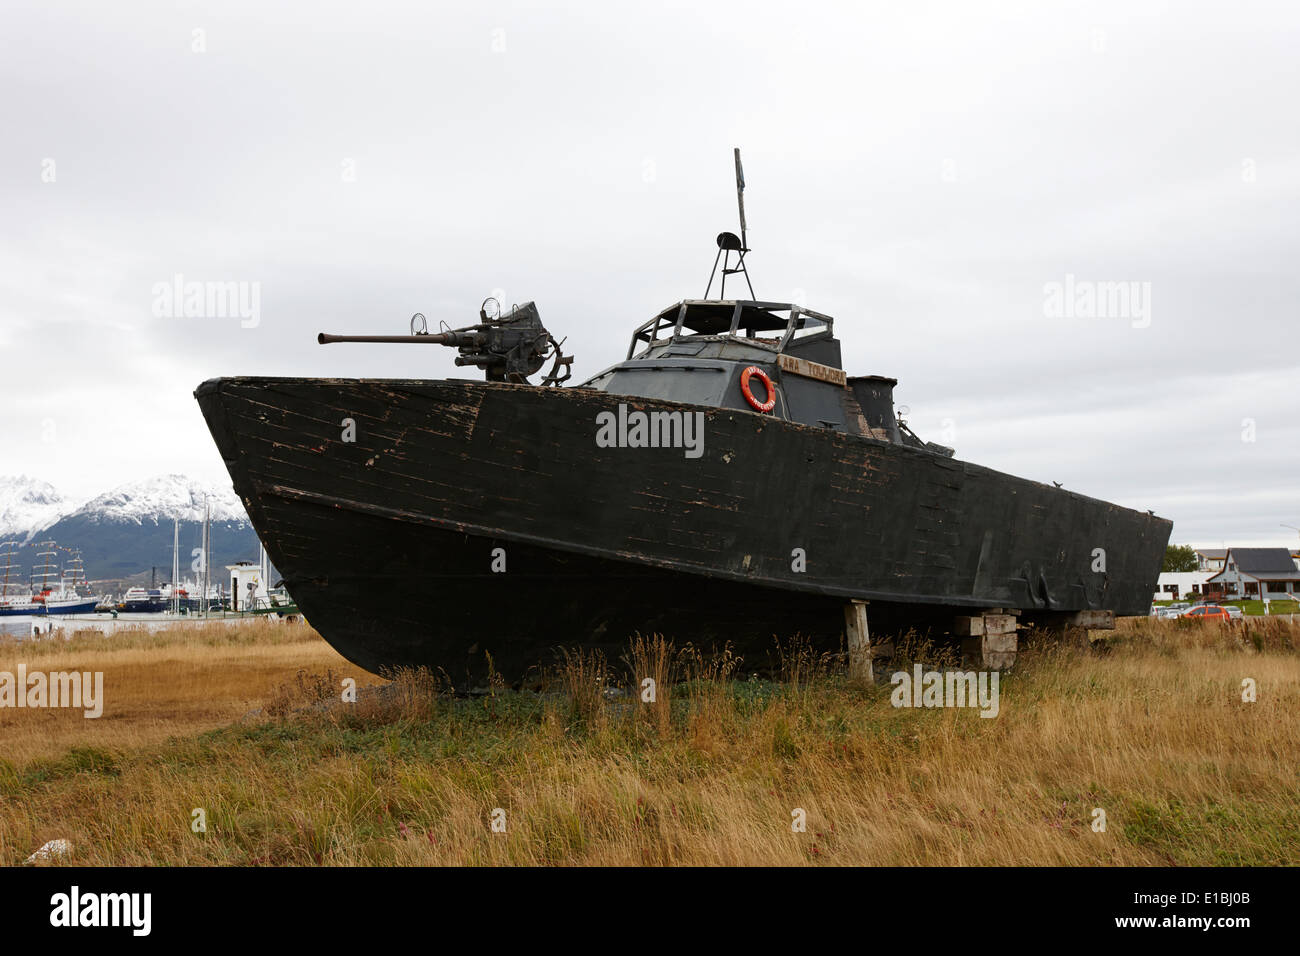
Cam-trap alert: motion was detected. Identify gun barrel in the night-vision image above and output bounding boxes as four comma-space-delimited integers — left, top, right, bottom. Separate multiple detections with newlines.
317, 332, 462, 345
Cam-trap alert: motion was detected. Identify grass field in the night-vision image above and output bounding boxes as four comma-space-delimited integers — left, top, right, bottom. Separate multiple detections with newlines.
1228, 599, 1299, 616
1, 617, 1297, 866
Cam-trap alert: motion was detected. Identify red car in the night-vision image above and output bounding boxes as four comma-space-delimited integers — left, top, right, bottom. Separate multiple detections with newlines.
1183, 604, 1231, 621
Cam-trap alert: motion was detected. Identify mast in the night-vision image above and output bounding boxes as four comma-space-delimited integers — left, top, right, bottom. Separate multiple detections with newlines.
704, 148, 756, 300
61, 548, 86, 596
734, 147, 747, 253
202, 496, 210, 617
29, 541, 59, 596
206, 496, 214, 617
172, 517, 180, 613
0, 542, 19, 601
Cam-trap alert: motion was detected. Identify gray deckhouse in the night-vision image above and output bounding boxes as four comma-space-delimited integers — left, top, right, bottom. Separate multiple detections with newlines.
580, 299, 954, 457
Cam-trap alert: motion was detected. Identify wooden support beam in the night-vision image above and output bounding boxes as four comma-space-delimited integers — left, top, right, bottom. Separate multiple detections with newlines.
1066, 609, 1115, 630
844, 599, 872, 685
954, 613, 1018, 637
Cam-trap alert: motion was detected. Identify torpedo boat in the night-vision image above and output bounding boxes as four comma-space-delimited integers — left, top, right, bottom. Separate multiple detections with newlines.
196, 152, 1171, 680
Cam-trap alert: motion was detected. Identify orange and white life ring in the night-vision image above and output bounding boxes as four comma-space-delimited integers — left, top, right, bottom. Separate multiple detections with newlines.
740, 365, 776, 413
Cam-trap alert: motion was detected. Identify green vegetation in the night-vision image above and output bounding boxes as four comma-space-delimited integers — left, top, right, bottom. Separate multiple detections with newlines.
1228, 599, 1299, 616
1162, 544, 1198, 572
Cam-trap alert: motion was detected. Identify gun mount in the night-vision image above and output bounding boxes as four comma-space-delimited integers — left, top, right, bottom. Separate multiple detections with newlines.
318, 298, 573, 385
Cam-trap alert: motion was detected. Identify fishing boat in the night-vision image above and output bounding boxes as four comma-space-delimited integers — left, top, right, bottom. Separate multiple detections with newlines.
195, 152, 1171, 680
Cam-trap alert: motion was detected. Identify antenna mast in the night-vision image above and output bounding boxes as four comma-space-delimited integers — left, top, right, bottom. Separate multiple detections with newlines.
734, 147, 748, 253
704, 148, 756, 300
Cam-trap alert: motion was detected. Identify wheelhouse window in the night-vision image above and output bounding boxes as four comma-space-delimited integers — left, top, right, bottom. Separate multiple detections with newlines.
626, 300, 836, 359
785, 312, 829, 344
627, 306, 685, 359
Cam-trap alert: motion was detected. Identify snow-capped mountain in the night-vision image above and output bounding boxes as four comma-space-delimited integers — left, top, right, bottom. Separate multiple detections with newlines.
1, 475, 259, 579
70, 474, 248, 526
0, 476, 68, 541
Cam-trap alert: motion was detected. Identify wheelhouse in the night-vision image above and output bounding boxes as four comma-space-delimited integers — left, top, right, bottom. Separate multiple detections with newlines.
627, 300, 835, 361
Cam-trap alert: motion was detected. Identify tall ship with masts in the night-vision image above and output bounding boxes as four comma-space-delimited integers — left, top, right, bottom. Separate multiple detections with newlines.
29, 542, 99, 615
0, 542, 38, 615
0, 541, 99, 616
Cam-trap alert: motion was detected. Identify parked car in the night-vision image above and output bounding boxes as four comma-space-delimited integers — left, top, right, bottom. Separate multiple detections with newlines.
1159, 602, 1191, 619
1223, 605, 1244, 620
1183, 604, 1231, 621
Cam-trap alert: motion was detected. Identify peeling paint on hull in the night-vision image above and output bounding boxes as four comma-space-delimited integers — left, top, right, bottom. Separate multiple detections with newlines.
195, 377, 1171, 678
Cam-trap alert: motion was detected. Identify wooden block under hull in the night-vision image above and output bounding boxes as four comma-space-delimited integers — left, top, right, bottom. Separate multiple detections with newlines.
962, 632, 1018, 670
954, 613, 1019, 637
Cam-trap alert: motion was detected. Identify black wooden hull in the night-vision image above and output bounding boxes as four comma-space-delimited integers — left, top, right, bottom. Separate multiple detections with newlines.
195, 377, 1170, 678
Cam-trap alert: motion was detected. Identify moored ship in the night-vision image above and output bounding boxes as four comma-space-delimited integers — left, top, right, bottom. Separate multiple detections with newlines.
120, 586, 169, 613
0, 542, 100, 616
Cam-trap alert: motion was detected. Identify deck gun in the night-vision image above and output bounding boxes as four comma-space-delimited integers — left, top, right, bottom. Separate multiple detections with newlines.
318, 298, 573, 385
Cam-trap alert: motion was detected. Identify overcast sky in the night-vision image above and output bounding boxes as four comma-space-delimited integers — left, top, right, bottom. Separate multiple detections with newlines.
1, 0, 1296, 548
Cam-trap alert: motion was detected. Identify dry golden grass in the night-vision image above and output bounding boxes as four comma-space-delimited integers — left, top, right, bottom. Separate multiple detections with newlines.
1, 616, 1297, 866
0, 621, 381, 765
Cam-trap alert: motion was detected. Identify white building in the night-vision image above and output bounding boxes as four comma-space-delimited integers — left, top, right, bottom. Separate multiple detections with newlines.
1194, 548, 1227, 572
225, 561, 264, 611
1153, 571, 1214, 602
